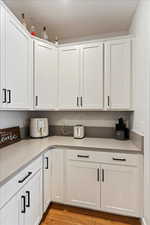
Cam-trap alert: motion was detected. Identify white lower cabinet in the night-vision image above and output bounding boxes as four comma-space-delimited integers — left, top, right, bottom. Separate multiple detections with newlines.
52, 149, 64, 203
65, 160, 100, 210
64, 149, 142, 217
24, 170, 43, 225
0, 190, 23, 225
101, 164, 140, 216
0, 156, 43, 225
43, 150, 52, 212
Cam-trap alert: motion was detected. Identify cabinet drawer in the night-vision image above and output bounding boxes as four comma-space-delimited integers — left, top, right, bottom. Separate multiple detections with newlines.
66, 150, 140, 167
0, 155, 42, 209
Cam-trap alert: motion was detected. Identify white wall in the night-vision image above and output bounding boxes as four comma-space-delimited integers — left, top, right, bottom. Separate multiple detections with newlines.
130, 0, 150, 224
32, 111, 131, 127
0, 111, 30, 128
130, 0, 148, 136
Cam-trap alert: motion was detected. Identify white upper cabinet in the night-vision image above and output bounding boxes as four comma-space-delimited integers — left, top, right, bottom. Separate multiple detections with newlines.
3, 11, 33, 109
104, 39, 132, 110
34, 40, 58, 110
0, 5, 6, 109
59, 46, 80, 109
81, 43, 104, 109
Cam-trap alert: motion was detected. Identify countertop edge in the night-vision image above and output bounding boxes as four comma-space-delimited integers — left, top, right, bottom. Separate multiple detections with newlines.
0, 142, 143, 187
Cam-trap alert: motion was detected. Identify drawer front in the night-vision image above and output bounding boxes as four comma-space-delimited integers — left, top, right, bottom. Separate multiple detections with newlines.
0, 155, 42, 209
66, 150, 140, 167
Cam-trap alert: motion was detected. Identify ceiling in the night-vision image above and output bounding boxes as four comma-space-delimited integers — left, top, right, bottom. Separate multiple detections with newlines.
3, 0, 139, 43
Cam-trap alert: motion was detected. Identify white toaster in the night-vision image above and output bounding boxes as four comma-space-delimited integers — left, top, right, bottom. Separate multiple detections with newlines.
73, 125, 85, 139
30, 118, 49, 138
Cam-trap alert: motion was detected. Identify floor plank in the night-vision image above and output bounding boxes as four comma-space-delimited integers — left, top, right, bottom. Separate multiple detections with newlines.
40, 203, 141, 225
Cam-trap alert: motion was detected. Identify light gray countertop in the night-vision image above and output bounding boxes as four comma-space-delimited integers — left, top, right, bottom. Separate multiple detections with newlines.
0, 136, 142, 186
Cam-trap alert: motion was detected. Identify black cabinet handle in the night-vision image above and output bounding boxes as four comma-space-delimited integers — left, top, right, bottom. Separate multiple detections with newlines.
35, 96, 38, 106
2, 89, 6, 103
77, 155, 89, 158
18, 172, 32, 183
45, 157, 49, 169
97, 168, 100, 182
112, 157, 126, 161
26, 191, 30, 208
7, 90, 11, 103
108, 96, 110, 107
77, 97, 79, 107
21, 196, 26, 213
80, 96, 83, 107
102, 169, 104, 182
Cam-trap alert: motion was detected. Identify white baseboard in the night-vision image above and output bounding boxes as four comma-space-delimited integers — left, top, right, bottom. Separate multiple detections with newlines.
141, 217, 147, 225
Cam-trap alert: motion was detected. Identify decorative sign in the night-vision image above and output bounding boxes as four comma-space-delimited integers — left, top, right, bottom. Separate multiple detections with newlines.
0, 127, 21, 148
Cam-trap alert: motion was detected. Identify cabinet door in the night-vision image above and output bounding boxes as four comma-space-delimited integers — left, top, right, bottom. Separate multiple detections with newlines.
0, 5, 6, 108
43, 151, 52, 212
105, 39, 131, 110
24, 169, 43, 225
34, 41, 58, 110
81, 43, 103, 109
101, 164, 139, 216
66, 160, 100, 210
0, 189, 24, 225
5, 12, 33, 109
52, 149, 64, 203
59, 46, 80, 109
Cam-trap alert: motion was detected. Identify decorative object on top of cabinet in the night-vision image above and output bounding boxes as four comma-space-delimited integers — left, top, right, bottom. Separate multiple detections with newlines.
30, 25, 36, 36
41, 26, 49, 40
21, 13, 27, 28
34, 40, 58, 110
55, 36, 59, 45
104, 39, 132, 110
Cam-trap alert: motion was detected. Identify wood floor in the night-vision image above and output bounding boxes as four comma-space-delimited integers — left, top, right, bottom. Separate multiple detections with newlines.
40, 203, 141, 225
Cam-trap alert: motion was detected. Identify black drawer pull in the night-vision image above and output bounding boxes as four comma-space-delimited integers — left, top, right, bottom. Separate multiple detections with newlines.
97, 168, 100, 182
7, 90, 11, 103
2, 89, 7, 103
77, 155, 89, 158
112, 158, 126, 161
18, 172, 32, 183
21, 195, 26, 213
102, 169, 104, 182
26, 191, 30, 207
45, 157, 49, 169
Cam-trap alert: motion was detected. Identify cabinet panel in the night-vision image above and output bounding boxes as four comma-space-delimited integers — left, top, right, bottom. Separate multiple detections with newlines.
34, 41, 58, 110
0, 5, 6, 108
0, 188, 24, 225
52, 149, 64, 203
43, 151, 52, 212
101, 164, 139, 216
59, 46, 80, 109
66, 160, 100, 210
81, 43, 103, 109
5, 12, 33, 109
105, 39, 131, 110
24, 170, 43, 225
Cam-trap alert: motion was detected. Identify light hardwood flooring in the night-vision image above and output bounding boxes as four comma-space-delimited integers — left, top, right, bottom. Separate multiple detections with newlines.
40, 203, 141, 225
